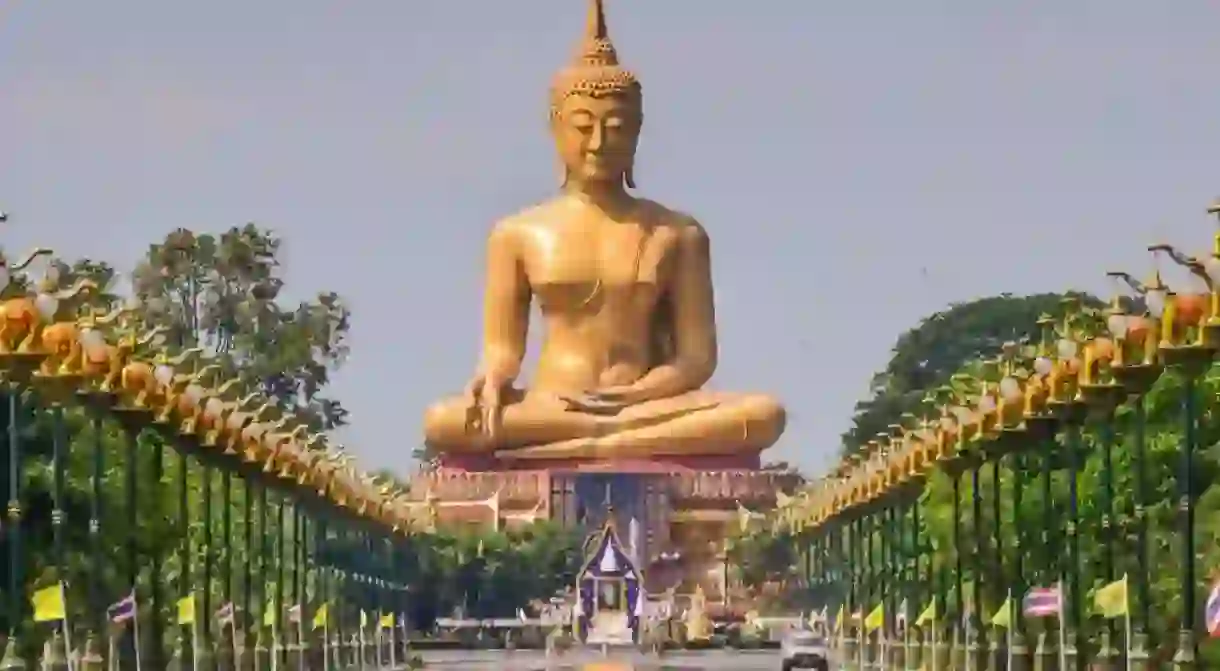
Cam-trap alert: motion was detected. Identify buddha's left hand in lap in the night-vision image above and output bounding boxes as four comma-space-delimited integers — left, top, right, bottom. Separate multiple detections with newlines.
559, 385, 642, 415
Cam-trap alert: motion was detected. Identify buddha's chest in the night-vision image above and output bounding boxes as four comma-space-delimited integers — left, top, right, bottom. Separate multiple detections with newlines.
521, 219, 678, 287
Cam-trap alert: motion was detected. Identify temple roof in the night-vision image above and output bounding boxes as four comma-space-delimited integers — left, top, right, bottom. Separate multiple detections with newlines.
579, 510, 639, 581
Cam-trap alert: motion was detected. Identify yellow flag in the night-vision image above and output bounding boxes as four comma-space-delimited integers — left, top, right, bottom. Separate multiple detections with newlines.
263, 599, 277, 627
833, 604, 845, 632
379, 612, 394, 628
177, 595, 196, 625
864, 603, 884, 632
915, 601, 936, 626
1094, 575, 1129, 619
360, 610, 368, 628
312, 604, 329, 630
32, 583, 66, 623
990, 597, 1012, 629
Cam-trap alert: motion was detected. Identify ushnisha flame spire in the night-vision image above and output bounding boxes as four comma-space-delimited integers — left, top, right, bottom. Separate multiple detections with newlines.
549, 0, 641, 119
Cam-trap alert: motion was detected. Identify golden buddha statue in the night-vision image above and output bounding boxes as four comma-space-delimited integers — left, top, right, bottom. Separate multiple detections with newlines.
422, 0, 786, 462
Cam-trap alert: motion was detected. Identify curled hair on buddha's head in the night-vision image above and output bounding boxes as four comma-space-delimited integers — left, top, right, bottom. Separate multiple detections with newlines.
550, 0, 643, 189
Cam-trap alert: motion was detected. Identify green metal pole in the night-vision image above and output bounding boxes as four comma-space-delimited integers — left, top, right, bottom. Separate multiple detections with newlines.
1065, 423, 1082, 671
1096, 413, 1119, 668
1032, 432, 1059, 671
1010, 450, 1030, 671
1130, 396, 1151, 663
121, 422, 139, 665
255, 486, 270, 670
148, 438, 164, 668
45, 402, 69, 671
83, 410, 106, 669
170, 451, 190, 670
275, 497, 286, 666
242, 481, 252, 652
0, 387, 25, 670
970, 462, 987, 670
865, 512, 875, 667
218, 469, 232, 670
50, 405, 67, 592
200, 464, 214, 665
1173, 372, 1200, 670
952, 472, 965, 669
989, 458, 1005, 671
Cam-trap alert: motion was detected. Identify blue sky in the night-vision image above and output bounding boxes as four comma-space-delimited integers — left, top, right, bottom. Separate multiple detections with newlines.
4, 0, 1220, 476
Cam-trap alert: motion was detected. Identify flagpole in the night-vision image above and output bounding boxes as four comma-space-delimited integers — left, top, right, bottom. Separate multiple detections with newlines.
322, 617, 330, 671
389, 619, 397, 670
1056, 584, 1067, 671
857, 612, 864, 671
1005, 589, 1013, 671
1124, 584, 1133, 671
965, 614, 972, 671
902, 604, 910, 671
63, 586, 77, 671
373, 622, 382, 669
296, 613, 305, 671
230, 613, 239, 671
130, 605, 141, 671
191, 611, 201, 671
931, 618, 938, 671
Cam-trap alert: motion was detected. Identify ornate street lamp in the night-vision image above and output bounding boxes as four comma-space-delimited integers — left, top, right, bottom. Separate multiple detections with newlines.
1104, 271, 1161, 669
0, 248, 87, 670
1045, 302, 1088, 671
1147, 231, 1220, 671
1078, 291, 1134, 671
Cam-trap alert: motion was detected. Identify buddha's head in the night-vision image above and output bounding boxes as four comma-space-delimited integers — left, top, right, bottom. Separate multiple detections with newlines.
550, 0, 642, 189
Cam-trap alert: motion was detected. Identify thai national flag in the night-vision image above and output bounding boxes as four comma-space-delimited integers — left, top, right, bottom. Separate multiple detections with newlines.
1205, 582, 1220, 637
215, 602, 235, 625
1023, 585, 1062, 618
107, 593, 137, 624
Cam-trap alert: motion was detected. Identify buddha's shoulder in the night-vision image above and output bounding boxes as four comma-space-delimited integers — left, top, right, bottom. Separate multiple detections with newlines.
489, 200, 567, 236
635, 198, 709, 242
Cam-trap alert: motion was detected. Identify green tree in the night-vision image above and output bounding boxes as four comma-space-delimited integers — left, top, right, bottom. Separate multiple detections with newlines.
0, 223, 354, 661
840, 293, 1101, 457
129, 225, 352, 429
822, 291, 1220, 665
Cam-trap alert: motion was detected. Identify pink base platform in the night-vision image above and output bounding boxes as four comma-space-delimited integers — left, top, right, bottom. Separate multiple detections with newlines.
436, 451, 761, 473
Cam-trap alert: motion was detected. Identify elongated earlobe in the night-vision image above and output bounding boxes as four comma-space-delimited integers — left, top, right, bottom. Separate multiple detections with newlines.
624, 164, 636, 189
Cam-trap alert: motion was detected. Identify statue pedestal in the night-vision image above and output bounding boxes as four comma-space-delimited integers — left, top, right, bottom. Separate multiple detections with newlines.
411, 456, 800, 604
437, 452, 763, 472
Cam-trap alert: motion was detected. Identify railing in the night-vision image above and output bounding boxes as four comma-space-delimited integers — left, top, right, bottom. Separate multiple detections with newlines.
779, 199, 1220, 670
0, 221, 425, 669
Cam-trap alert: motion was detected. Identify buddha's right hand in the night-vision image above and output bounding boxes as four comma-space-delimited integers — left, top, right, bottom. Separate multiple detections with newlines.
463, 371, 509, 443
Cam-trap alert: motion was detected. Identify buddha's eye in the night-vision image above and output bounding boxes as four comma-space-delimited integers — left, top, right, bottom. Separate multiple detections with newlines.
568, 113, 595, 131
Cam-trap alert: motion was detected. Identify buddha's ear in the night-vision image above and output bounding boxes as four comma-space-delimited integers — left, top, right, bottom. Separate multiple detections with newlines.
559, 164, 570, 189
624, 164, 635, 190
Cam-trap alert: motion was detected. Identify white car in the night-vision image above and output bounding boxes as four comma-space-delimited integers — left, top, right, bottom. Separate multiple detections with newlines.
780, 629, 830, 671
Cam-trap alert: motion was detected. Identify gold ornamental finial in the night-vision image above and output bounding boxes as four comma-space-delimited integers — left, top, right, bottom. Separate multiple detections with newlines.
581, 0, 615, 66
550, 0, 641, 119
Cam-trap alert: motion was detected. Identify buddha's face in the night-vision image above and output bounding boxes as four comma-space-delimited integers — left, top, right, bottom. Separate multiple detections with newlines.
553, 93, 640, 185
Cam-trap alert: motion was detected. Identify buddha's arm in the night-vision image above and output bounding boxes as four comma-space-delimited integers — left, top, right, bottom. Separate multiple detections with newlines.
619, 218, 718, 401
478, 224, 530, 382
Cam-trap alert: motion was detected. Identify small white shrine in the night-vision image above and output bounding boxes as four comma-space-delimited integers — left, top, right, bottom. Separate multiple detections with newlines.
574, 509, 644, 645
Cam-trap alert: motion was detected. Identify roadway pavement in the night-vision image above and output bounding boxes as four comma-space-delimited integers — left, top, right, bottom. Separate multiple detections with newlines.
414, 648, 787, 669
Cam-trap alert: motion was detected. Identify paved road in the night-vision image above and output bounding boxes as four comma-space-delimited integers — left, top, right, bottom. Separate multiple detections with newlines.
415, 648, 785, 669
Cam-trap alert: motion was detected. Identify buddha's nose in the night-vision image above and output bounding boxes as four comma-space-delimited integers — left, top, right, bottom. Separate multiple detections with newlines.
587, 124, 605, 151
